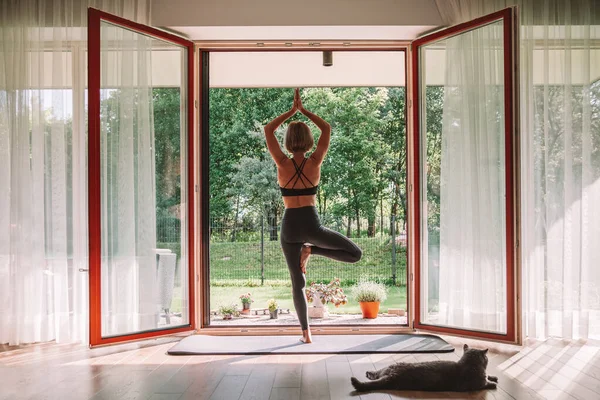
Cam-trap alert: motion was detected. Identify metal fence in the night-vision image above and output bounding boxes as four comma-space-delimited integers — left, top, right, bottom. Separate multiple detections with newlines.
208, 214, 407, 286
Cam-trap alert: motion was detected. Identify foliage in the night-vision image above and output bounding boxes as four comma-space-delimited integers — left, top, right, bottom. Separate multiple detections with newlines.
209, 88, 296, 224
267, 298, 278, 312
239, 292, 253, 304
209, 87, 408, 240
218, 303, 239, 316
424, 86, 444, 244
226, 156, 283, 240
351, 280, 388, 303
211, 279, 288, 287
305, 278, 348, 308
210, 285, 407, 315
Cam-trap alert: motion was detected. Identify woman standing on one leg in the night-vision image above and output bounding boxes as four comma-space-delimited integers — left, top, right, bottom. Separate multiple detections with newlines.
264, 88, 362, 344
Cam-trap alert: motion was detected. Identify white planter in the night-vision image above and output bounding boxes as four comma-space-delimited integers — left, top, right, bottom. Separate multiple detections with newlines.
308, 293, 327, 318
308, 306, 327, 318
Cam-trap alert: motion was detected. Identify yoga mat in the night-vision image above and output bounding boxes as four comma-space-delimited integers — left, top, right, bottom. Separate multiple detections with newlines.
167, 334, 454, 355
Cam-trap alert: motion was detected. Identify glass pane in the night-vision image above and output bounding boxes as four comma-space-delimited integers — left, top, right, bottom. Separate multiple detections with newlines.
100, 21, 189, 337
419, 20, 507, 334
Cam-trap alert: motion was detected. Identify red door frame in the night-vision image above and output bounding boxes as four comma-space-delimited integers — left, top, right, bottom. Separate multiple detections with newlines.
88, 8, 195, 346
197, 47, 410, 331
410, 8, 517, 342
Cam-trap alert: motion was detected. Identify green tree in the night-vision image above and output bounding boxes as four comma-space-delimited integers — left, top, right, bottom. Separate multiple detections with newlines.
209, 87, 407, 240
424, 86, 444, 244
209, 88, 296, 228
153, 88, 182, 241
227, 156, 283, 241
303, 88, 389, 237
379, 87, 407, 234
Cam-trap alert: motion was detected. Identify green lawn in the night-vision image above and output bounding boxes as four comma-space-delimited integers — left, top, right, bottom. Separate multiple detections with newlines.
209, 284, 407, 315
168, 236, 408, 316
209, 236, 407, 286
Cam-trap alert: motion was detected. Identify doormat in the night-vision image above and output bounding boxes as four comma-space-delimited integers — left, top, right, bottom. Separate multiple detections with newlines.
167, 334, 454, 355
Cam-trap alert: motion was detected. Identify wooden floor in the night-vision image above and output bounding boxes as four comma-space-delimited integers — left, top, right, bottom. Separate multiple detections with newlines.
1, 334, 599, 400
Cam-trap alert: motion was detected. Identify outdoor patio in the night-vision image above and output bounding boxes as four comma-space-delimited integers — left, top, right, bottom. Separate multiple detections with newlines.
209, 310, 408, 326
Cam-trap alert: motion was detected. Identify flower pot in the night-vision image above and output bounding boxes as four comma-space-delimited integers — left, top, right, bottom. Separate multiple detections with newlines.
241, 302, 251, 315
307, 306, 327, 318
269, 309, 278, 319
359, 302, 380, 319
223, 314, 233, 320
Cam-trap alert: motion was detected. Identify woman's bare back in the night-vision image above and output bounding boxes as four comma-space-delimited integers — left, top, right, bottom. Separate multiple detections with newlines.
278, 155, 321, 209
264, 88, 331, 210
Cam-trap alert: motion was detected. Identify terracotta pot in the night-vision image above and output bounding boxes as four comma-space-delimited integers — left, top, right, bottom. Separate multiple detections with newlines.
359, 302, 380, 319
223, 314, 232, 320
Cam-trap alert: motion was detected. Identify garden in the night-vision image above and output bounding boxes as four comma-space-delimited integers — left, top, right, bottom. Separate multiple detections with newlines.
206, 223, 408, 324
154, 86, 431, 325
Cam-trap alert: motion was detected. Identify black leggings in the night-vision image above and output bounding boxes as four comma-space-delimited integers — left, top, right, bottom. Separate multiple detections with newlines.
280, 206, 362, 330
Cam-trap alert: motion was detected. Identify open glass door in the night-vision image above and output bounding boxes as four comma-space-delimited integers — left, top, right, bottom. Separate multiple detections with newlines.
88, 8, 195, 346
411, 8, 517, 342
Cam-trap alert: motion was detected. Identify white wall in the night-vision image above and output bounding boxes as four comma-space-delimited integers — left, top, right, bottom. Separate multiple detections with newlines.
209, 51, 406, 88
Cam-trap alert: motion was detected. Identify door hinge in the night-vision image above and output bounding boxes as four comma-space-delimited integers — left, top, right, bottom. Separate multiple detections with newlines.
195, 184, 199, 192
195, 100, 198, 109
409, 183, 413, 192
411, 272, 414, 282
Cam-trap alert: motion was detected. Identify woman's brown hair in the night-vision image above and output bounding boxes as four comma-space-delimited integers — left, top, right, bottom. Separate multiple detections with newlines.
284, 121, 314, 153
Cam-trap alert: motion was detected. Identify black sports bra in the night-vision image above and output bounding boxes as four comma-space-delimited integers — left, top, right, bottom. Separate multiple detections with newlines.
279, 157, 319, 197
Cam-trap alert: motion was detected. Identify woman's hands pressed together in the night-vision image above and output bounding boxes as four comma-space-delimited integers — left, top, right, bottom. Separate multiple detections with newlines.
264, 87, 331, 164
292, 88, 304, 113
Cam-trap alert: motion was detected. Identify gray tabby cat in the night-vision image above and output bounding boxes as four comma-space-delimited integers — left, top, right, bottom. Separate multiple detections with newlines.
351, 344, 498, 392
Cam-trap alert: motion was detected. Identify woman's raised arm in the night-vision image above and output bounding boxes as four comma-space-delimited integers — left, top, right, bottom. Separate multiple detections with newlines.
297, 91, 330, 164
264, 99, 297, 165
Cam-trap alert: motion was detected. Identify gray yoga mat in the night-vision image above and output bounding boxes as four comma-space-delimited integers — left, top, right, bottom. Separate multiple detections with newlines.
167, 334, 454, 355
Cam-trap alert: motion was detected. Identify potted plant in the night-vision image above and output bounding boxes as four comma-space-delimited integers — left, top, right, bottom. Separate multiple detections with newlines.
351, 280, 388, 319
267, 299, 278, 319
218, 303, 238, 320
239, 292, 253, 314
305, 278, 347, 318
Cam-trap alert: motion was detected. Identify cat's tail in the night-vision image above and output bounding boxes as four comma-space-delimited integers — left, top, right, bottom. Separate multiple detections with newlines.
350, 377, 367, 392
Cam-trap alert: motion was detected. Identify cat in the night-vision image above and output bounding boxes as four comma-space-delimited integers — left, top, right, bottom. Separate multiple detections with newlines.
350, 344, 498, 392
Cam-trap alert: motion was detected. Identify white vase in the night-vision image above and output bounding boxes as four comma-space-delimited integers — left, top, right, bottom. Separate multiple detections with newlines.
308, 306, 327, 318
308, 293, 327, 318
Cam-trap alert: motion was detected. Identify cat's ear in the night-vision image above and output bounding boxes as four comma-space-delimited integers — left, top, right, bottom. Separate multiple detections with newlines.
463, 344, 469, 351
483, 349, 488, 354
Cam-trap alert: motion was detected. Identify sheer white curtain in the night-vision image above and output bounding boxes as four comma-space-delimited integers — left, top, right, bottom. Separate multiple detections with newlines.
0, 0, 150, 345
99, 23, 158, 336
435, 0, 600, 339
436, 21, 507, 333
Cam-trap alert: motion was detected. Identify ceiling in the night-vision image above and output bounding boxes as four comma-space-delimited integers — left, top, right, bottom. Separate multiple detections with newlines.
152, 0, 444, 41
147, 1, 599, 86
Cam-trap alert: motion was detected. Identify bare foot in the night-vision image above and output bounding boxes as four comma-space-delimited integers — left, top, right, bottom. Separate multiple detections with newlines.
300, 329, 313, 344
300, 245, 311, 274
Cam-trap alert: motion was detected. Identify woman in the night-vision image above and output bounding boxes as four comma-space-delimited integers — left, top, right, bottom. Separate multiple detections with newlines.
264, 88, 362, 343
